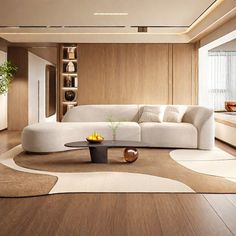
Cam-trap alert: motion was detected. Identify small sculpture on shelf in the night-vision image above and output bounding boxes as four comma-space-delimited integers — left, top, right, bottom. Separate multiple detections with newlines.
66, 61, 75, 73
67, 47, 76, 59
64, 76, 72, 87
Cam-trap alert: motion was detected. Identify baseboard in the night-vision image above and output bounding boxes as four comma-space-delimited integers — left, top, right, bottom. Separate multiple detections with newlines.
0, 128, 7, 132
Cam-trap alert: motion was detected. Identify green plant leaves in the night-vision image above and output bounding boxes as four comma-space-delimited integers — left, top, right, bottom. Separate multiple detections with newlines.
0, 61, 17, 95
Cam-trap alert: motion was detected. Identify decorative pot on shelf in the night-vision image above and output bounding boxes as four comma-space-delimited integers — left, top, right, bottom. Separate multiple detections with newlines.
225, 101, 236, 112
64, 90, 76, 102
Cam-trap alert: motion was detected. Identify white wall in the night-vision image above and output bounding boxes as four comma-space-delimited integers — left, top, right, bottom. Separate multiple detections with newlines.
0, 50, 7, 130
28, 52, 56, 124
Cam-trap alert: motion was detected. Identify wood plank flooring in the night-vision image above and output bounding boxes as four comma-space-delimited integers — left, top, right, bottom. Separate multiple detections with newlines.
0, 131, 236, 236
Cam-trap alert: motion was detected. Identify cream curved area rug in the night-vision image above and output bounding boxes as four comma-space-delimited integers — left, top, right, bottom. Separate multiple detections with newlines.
170, 147, 236, 183
2, 145, 236, 197
0, 145, 194, 197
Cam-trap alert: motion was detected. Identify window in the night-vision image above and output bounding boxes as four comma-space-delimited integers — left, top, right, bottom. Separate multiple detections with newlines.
208, 52, 236, 111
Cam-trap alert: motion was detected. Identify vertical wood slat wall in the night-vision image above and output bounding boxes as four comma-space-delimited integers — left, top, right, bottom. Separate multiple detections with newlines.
7, 47, 28, 130
172, 44, 198, 105
58, 43, 199, 120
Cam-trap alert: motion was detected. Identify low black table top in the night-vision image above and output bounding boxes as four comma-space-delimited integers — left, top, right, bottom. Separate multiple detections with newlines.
65, 140, 149, 148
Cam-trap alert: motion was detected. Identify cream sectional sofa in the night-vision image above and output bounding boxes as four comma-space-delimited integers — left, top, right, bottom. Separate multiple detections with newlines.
22, 105, 214, 152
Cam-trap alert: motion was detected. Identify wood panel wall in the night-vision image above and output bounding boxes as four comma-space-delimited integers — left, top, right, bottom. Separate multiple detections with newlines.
7, 47, 28, 131
77, 43, 198, 105
172, 44, 197, 105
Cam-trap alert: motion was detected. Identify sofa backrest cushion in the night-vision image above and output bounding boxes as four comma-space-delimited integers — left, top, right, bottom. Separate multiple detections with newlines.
163, 105, 187, 123
139, 105, 188, 122
138, 105, 165, 123
62, 105, 140, 122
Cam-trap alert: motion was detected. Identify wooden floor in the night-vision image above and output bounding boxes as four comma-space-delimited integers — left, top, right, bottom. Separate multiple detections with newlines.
1, 131, 236, 236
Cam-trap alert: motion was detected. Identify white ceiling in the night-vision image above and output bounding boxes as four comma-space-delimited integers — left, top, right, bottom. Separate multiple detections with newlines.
0, 0, 235, 43
0, 0, 215, 27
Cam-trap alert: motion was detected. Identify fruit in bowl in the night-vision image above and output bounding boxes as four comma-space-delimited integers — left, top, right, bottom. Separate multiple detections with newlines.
86, 132, 104, 143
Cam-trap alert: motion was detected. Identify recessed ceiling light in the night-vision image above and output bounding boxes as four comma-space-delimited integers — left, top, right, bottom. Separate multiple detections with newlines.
94, 13, 128, 16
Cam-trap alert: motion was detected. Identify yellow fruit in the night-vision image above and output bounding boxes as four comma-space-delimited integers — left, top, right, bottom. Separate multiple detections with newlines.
87, 131, 103, 141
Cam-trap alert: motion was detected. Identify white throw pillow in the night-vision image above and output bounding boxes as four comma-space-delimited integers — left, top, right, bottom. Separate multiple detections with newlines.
163, 106, 186, 123
139, 106, 164, 123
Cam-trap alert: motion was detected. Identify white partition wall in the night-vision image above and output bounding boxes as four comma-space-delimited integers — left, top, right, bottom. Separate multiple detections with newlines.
0, 50, 7, 130
28, 52, 56, 124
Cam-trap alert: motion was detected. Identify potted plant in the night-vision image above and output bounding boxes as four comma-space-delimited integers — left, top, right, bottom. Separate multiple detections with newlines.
107, 115, 125, 141
0, 61, 17, 95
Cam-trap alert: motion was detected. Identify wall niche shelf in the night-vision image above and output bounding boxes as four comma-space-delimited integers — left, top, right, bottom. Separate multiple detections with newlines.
59, 44, 79, 120
62, 73, 77, 76
62, 59, 77, 62
62, 101, 77, 105
62, 87, 78, 90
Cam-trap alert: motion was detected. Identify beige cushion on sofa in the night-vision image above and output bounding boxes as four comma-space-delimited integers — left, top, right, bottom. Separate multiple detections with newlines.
163, 106, 186, 123
138, 106, 164, 123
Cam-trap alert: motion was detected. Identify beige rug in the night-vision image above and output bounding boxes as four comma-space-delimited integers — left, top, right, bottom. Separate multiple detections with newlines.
0, 163, 57, 197
1, 145, 236, 197
170, 148, 236, 182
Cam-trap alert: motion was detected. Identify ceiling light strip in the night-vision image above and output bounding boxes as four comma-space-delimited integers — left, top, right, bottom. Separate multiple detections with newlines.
131, 26, 189, 28
94, 13, 128, 16
0, 32, 185, 35
184, 0, 224, 34
63, 25, 125, 28
0, 25, 126, 29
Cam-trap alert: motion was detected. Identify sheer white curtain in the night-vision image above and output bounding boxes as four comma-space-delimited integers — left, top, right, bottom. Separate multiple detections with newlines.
208, 51, 236, 111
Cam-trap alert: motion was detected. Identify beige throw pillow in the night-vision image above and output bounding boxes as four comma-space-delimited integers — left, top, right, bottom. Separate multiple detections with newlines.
163, 106, 186, 123
139, 106, 164, 123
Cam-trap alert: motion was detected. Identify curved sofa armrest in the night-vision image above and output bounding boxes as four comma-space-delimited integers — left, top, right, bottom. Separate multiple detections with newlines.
182, 106, 214, 150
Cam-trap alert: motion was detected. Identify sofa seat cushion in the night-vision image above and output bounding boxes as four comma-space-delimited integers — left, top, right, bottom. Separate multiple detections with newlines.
140, 122, 197, 148
22, 122, 141, 153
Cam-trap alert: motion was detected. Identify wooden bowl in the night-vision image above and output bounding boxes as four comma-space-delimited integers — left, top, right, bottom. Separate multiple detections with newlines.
86, 138, 104, 144
225, 101, 236, 112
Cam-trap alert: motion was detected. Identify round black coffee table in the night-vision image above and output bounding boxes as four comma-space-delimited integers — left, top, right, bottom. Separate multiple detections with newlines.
65, 140, 149, 163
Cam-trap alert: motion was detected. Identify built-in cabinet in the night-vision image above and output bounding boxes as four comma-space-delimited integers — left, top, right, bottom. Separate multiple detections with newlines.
59, 44, 79, 120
